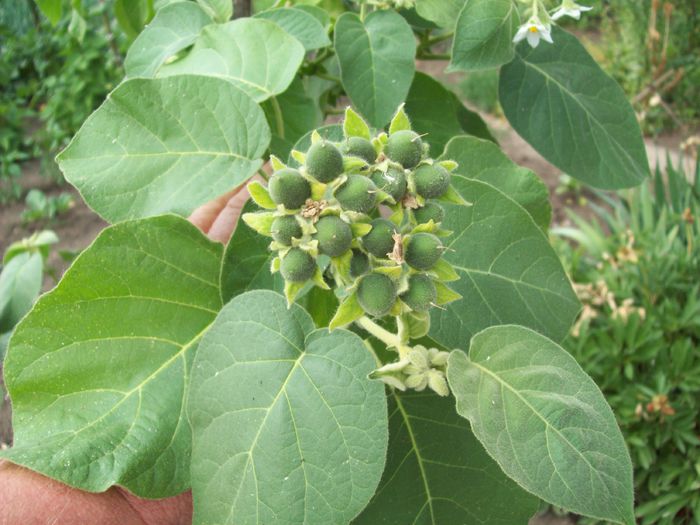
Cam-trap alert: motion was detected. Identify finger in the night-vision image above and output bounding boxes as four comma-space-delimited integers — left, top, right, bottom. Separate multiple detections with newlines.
206, 184, 251, 244
187, 186, 244, 235
118, 488, 193, 525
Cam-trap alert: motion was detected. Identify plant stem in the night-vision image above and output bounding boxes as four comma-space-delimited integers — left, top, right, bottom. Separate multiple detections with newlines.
355, 317, 411, 358
270, 96, 284, 139
315, 71, 341, 83
416, 52, 451, 61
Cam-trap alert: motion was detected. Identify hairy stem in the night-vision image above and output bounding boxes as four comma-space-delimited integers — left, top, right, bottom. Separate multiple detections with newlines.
270, 96, 284, 139
355, 317, 411, 358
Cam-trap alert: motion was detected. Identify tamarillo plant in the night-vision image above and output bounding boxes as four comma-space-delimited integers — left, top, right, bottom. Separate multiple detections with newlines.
1, 0, 651, 523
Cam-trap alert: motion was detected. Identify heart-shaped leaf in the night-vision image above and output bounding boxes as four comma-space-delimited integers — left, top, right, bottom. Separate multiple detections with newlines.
353, 391, 538, 524
1, 215, 224, 497
415, 0, 465, 29
188, 290, 388, 525
334, 10, 416, 128
448, 325, 635, 525
255, 7, 331, 51
499, 27, 648, 189
124, 1, 212, 78
159, 18, 305, 102
430, 175, 580, 349
58, 75, 270, 223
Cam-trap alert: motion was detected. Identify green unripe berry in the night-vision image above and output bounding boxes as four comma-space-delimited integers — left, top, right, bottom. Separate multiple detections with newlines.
344, 137, 377, 164
400, 274, 437, 313
306, 141, 344, 183
405, 233, 443, 270
271, 215, 302, 245
357, 273, 397, 317
269, 168, 311, 209
280, 248, 316, 282
413, 164, 450, 199
385, 130, 423, 169
314, 215, 352, 258
335, 175, 377, 214
371, 167, 407, 202
362, 218, 396, 259
349, 249, 370, 278
413, 201, 445, 224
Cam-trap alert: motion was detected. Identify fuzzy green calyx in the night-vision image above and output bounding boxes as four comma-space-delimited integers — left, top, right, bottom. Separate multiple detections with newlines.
269, 168, 311, 209
362, 218, 396, 259
306, 141, 344, 183
271, 215, 302, 245
371, 167, 407, 202
413, 201, 445, 224
349, 249, 370, 278
280, 248, 316, 282
314, 215, 352, 258
335, 175, 377, 214
344, 137, 377, 164
413, 164, 450, 199
405, 233, 443, 270
357, 273, 397, 317
401, 274, 437, 312
385, 130, 423, 168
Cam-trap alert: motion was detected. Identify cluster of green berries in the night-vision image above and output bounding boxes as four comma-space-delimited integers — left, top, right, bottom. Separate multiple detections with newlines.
243, 106, 463, 332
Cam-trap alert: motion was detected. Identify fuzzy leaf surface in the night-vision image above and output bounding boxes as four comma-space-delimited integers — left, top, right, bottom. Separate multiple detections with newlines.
1, 215, 224, 497
58, 76, 269, 223
188, 290, 388, 525
448, 325, 635, 525
353, 391, 538, 524
334, 10, 416, 128
159, 18, 305, 102
255, 7, 330, 50
499, 27, 648, 189
415, 0, 465, 29
196, 0, 231, 22
430, 175, 579, 348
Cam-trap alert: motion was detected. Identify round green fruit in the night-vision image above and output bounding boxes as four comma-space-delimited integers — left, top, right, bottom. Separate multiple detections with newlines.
413, 164, 450, 199
349, 249, 370, 278
268, 168, 311, 209
401, 274, 437, 313
344, 137, 377, 164
405, 233, 443, 270
362, 218, 396, 259
271, 215, 302, 245
314, 215, 352, 257
413, 201, 445, 224
357, 273, 397, 317
371, 167, 407, 202
335, 175, 377, 214
306, 141, 344, 183
385, 130, 423, 169
280, 248, 316, 282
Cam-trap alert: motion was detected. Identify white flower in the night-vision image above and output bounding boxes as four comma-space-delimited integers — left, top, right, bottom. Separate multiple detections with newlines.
552, 0, 592, 20
513, 16, 554, 48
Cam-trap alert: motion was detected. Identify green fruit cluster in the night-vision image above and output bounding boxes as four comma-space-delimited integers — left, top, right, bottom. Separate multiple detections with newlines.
243, 106, 462, 321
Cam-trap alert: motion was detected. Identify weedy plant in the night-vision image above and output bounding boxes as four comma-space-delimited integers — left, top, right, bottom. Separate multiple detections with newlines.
1, 1, 653, 524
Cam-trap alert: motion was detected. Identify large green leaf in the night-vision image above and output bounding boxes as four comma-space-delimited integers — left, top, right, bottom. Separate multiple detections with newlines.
404, 72, 493, 156
414, 0, 465, 29
159, 18, 305, 102
430, 175, 580, 349
0, 251, 43, 333
441, 135, 551, 230
334, 10, 416, 128
353, 391, 538, 524
255, 7, 331, 51
499, 27, 648, 189
196, 0, 231, 22
188, 290, 388, 525
124, 1, 212, 78
448, 325, 635, 525
58, 75, 270, 223
114, 0, 153, 39
35, 0, 62, 25
1, 215, 224, 497
449, 0, 519, 71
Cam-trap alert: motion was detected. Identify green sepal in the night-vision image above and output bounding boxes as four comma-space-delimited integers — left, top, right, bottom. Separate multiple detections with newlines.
439, 160, 458, 172
329, 292, 364, 330
270, 155, 287, 171
375, 189, 393, 205
389, 103, 411, 135
374, 133, 388, 147
332, 249, 354, 284
241, 212, 276, 236
389, 206, 404, 225
431, 258, 460, 282
284, 280, 307, 305
373, 265, 403, 279
291, 149, 306, 165
405, 311, 430, 339
389, 299, 403, 317
271, 255, 281, 273
410, 220, 439, 234
351, 222, 372, 238
343, 107, 371, 140
435, 281, 462, 305
247, 181, 276, 209
311, 129, 322, 144
311, 267, 331, 290
438, 184, 471, 206
310, 180, 327, 201
343, 156, 369, 172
